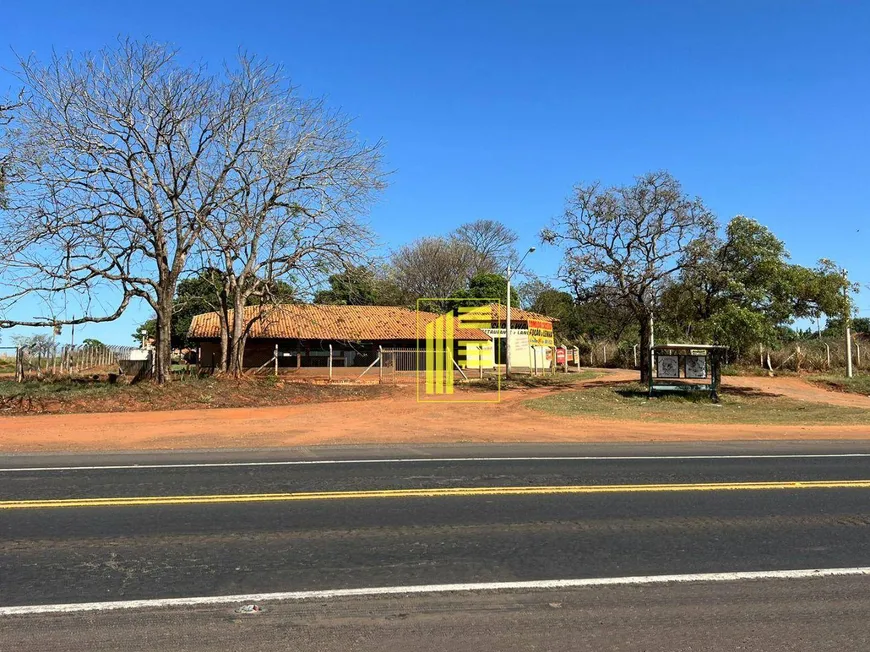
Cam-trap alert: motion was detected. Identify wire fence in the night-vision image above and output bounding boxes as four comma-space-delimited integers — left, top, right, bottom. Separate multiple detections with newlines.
16, 344, 151, 381
570, 335, 870, 374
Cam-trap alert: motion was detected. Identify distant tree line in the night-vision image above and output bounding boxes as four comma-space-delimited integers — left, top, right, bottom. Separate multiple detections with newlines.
0, 42, 857, 383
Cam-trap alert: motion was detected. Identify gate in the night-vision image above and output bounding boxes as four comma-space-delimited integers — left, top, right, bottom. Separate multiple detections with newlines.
380, 348, 424, 383
379, 347, 470, 384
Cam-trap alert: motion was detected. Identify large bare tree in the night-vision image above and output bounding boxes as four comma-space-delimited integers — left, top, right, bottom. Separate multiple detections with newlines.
451, 219, 518, 276
387, 220, 518, 309
543, 171, 716, 382
196, 64, 385, 374
0, 95, 21, 207
388, 237, 478, 308
0, 40, 320, 382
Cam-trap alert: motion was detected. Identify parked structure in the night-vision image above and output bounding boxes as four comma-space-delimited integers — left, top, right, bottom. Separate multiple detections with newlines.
477, 304, 557, 371
187, 304, 493, 371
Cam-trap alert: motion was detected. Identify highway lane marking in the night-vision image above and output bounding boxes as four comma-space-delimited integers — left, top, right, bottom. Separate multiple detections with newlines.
4, 479, 870, 509
2, 567, 870, 616
4, 453, 870, 472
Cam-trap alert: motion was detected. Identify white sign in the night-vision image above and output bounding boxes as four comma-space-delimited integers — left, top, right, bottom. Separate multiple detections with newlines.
657, 355, 680, 379
483, 328, 528, 339
685, 356, 707, 379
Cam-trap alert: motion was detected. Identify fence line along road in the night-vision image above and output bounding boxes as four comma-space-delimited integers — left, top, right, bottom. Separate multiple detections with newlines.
15, 343, 151, 381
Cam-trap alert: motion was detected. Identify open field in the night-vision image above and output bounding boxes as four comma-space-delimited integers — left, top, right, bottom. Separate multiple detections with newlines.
525, 381, 870, 425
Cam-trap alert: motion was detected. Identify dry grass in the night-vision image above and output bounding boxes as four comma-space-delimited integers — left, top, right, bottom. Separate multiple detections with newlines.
0, 376, 396, 415
460, 370, 599, 392
525, 381, 870, 425
810, 374, 870, 397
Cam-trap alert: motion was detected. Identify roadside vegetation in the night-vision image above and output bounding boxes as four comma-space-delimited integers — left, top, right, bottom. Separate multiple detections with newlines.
525, 382, 870, 425
462, 371, 598, 392
0, 377, 395, 415
809, 374, 870, 397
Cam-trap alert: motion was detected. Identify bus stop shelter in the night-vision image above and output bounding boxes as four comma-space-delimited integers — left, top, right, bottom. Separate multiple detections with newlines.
649, 344, 727, 401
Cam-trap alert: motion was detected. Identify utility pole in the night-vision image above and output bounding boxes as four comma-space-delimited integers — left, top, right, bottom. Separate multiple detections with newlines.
505, 246, 536, 378
844, 269, 853, 378
506, 262, 512, 377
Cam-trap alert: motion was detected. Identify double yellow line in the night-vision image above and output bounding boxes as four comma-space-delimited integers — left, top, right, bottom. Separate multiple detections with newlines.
3, 479, 870, 510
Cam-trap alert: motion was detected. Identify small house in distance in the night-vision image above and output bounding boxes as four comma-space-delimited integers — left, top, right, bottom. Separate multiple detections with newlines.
187, 304, 493, 371
475, 303, 557, 369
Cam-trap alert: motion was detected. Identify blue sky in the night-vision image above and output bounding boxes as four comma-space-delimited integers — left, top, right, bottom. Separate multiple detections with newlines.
2, 0, 869, 343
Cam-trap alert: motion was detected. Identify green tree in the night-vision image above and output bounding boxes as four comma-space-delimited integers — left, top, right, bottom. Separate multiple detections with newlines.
658, 217, 850, 354
451, 272, 519, 306
823, 316, 870, 336
314, 266, 379, 305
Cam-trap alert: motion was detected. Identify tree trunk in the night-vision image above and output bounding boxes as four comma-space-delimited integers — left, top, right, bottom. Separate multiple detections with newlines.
227, 294, 247, 377
218, 321, 229, 373
154, 297, 173, 384
639, 313, 654, 384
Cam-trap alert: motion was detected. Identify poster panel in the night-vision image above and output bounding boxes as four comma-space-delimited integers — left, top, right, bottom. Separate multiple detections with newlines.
685, 355, 707, 379
656, 355, 680, 379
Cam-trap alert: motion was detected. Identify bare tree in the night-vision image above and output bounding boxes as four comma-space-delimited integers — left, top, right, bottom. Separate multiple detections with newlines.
451, 219, 518, 275
0, 94, 22, 208
543, 171, 716, 382
197, 60, 385, 375
0, 39, 293, 383
388, 237, 478, 308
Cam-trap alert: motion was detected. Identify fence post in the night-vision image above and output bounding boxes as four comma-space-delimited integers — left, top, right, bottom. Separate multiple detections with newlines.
603, 344, 607, 365
856, 340, 862, 368
274, 343, 278, 375
328, 344, 333, 381
479, 344, 484, 379
826, 343, 831, 368
378, 346, 384, 383
759, 343, 764, 367
633, 344, 638, 368
15, 347, 23, 383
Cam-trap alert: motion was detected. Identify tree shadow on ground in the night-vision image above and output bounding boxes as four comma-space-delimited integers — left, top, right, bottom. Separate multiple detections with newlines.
612, 383, 783, 401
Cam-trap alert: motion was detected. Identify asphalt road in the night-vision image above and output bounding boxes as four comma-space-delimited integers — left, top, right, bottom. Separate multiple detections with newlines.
4, 578, 870, 651
3, 442, 870, 649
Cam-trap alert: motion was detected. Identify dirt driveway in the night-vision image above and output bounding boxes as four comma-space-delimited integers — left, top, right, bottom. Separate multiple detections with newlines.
0, 370, 868, 453
723, 375, 870, 409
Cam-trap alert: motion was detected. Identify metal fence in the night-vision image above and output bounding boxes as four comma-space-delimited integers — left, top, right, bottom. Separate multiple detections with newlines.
17, 344, 150, 381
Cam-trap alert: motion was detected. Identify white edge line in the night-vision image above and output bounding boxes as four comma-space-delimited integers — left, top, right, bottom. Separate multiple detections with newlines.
3, 453, 870, 473
3, 567, 869, 616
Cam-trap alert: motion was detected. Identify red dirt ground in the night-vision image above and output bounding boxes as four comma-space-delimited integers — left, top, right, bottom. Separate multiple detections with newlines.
1, 370, 869, 453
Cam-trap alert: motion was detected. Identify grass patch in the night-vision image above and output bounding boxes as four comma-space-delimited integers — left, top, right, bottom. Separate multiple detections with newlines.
0, 379, 124, 398
525, 382, 870, 425
0, 375, 395, 415
810, 374, 870, 397
461, 370, 598, 392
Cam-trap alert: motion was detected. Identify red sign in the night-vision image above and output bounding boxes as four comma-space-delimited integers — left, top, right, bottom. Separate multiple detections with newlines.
556, 347, 566, 365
